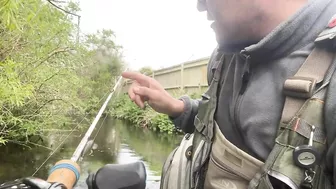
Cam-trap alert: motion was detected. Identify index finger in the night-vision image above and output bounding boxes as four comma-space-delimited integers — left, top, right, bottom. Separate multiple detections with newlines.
122, 71, 151, 86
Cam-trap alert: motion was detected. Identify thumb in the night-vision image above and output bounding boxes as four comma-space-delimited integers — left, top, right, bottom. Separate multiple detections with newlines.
133, 86, 155, 99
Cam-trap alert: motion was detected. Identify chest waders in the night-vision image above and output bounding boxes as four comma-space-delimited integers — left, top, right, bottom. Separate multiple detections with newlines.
160, 17, 336, 189
160, 53, 225, 189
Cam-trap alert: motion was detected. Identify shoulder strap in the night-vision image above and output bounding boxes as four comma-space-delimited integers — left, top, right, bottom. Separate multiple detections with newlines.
280, 46, 336, 124
281, 13, 336, 124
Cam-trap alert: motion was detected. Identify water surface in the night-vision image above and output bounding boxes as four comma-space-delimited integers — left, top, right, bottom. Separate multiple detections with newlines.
0, 118, 182, 189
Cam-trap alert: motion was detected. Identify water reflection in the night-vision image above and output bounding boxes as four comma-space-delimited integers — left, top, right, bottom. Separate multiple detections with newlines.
0, 117, 182, 189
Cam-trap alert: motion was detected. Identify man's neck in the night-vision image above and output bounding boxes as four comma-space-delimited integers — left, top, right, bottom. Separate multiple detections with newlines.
252, 0, 309, 40
218, 0, 310, 53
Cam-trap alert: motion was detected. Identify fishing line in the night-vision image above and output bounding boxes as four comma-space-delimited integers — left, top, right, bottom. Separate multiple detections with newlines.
31, 91, 110, 176
81, 113, 109, 161
92, 112, 109, 143
70, 73, 126, 162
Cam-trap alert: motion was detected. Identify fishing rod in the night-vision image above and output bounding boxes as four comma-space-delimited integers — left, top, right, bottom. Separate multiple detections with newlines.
71, 72, 126, 162
45, 69, 130, 189
0, 68, 148, 189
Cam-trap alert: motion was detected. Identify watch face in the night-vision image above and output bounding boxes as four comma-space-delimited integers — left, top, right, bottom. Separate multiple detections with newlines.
298, 152, 316, 166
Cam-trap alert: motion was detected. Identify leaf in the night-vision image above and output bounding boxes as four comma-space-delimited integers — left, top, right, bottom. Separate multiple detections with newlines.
0, 0, 124, 144
0, 137, 7, 145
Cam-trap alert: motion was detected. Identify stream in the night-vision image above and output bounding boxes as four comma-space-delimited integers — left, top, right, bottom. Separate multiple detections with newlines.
0, 118, 183, 189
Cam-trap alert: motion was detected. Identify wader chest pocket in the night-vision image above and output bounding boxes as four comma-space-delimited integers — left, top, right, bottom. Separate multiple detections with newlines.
204, 124, 264, 189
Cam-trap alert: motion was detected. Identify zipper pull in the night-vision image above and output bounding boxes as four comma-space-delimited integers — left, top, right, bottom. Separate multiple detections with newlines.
239, 54, 251, 95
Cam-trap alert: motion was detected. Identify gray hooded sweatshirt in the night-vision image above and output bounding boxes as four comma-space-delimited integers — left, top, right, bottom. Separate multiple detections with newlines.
171, 0, 336, 185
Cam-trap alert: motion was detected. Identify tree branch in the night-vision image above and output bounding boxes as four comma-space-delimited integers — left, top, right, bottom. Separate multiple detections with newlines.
2, 0, 10, 8
35, 98, 64, 114
18, 47, 72, 77
17, 30, 67, 76
34, 47, 72, 69
37, 70, 63, 92
46, 0, 81, 18
7, 140, 32, 149
27, 141, 53, 150
50, 0, 67, 3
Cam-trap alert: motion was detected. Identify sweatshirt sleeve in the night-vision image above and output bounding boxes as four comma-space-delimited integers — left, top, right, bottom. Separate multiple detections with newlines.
170, 96, 200, 133
169, 48, 220, 133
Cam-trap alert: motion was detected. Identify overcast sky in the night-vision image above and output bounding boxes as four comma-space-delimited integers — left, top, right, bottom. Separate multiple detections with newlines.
78, 0, 217, 70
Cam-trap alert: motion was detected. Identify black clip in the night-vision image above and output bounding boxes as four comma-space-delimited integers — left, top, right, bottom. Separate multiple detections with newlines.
300, 169, 316, 189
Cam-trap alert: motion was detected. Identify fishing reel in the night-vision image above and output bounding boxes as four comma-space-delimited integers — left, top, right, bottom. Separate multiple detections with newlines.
0, 162, 146, 189
86, 161, 147, 189
0, 178, 66, 189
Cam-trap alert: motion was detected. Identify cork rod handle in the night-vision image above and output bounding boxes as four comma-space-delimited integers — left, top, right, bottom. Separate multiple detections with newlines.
47, 160, 81, 189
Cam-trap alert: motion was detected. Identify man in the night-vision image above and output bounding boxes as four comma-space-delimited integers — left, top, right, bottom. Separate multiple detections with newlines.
122, 0, 336, 188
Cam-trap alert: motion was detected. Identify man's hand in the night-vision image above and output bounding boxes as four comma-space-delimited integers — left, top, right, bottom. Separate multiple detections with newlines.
22, 177, 66, 189
0, 178, 66, 189
122, 71, 184, 117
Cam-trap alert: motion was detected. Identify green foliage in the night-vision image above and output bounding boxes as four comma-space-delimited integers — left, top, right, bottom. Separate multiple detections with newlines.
139, 66, 153, 76
0, 0, 124, 144
189, 92, 201, 99
110, 95, 181, 135
150, 114, 175, 134
113, 119, 183, 175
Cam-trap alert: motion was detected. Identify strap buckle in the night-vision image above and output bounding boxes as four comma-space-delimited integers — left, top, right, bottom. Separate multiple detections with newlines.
283, 76, 317, 98
194, 116, 206, 134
